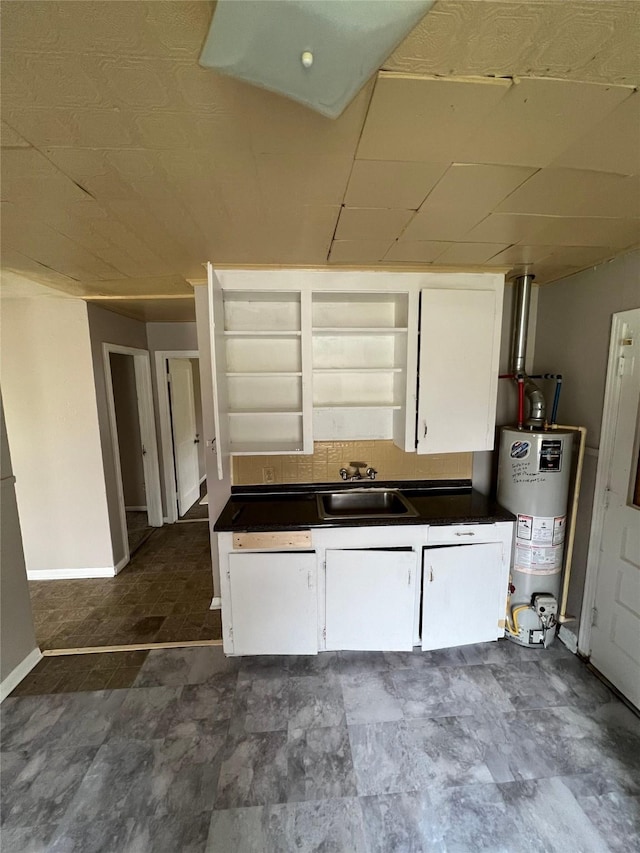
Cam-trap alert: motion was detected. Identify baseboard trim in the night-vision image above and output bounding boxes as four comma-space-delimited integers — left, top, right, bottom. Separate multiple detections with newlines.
0, 647, 42, 702
210, 596, 222, 610
113, 555, 129, 575
125, 505, 148, 512
559, 624, 578, 654
43, 639, 223, 656
27, 567, 117, 580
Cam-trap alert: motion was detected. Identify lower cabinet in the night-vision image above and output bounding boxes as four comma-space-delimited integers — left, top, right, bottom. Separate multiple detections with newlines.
227, 551, 318, 655
421, 542, 505, 650
325, 548, 417, 651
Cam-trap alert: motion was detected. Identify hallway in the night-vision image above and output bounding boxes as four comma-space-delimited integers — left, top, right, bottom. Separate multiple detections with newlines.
29, 523, 221, 651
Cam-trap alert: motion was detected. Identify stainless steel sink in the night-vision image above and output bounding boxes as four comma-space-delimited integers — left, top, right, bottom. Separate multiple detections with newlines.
316, 489, 418, 520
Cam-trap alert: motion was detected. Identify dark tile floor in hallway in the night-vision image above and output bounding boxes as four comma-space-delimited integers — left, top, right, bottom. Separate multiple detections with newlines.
125, 510, 153, 555
2, 640, 639, 852
29, 523, 221, 650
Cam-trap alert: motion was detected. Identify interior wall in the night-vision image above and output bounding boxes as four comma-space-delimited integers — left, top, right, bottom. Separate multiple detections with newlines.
87, 303, 148, 565
146, 322, 199, 517
1, 295, 113, 573
110, 352, 146, 509
191, 358, 206, 480
1, 394, 39, 691
534, 250, 640, 628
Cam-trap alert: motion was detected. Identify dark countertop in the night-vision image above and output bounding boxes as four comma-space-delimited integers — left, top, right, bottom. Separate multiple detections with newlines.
213, 480, 515, 532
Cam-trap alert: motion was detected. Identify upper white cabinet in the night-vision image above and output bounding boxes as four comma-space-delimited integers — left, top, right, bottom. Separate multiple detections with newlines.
206, 267, 504, 476
417, 286, 502, 454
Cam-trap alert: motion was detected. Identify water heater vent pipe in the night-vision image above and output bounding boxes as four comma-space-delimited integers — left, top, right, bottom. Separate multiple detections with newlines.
510, 273, 546, 428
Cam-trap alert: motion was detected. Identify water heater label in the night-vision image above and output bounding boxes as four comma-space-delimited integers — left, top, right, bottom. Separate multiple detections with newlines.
510, 440, 531, 459
516, 514, 533, 540
514, 544, 563, 575
553, 516, 566, 545
539, 439, 563, 472
516, 514, 566, 546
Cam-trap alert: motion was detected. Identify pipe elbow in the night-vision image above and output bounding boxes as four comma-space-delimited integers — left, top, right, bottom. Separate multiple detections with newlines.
524, 377, 546, 428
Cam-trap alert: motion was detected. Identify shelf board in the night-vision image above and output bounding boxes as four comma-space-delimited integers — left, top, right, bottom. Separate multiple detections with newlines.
224, 330, 301, 337
312, 327, 407, 334
229, 442, 304, 455
226, 371, 302, 377
312, 367, 403, 374
313, 404, 402, 411
228, 410, 303, 416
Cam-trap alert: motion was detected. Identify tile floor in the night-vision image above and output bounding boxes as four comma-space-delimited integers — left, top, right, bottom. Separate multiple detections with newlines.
2, 640, 639, 852
178, 481, 209, 522
29, 523, 221, 650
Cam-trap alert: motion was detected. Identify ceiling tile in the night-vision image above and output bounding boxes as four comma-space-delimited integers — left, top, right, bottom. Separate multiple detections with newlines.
344, 160, 448, 209
329, 240, 395, 264
384, 241, 451, 263
335, 208, 414, 241
400, 164, 536, 243
357, 73, 510, 162
550, 91, 640, 176
543, 246, 617, 267
399, 206, 485, 242
0, 121, 29, 148
456, 78, 633, 168
530, 217, 640, 249
488, 245, 558, 266
466, 214, 571, 245
435, 243, 511, 265
496, 168, 640, 218
256, 154, 353, 207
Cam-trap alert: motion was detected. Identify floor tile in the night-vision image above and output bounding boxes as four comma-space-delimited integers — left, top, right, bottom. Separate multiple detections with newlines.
390, 663, 512, 719
230, 677, 290, 735
1, 823, 61, 853
488, 660, 572, 709
215, 731, 289, 809
288, 673, 345, 730
341, 672, 403, 725
109, 686, 182, 741
348, 721, 417, 797
287, 725, 357, 802
134, 646, 237, 688
125, 811, 212, 853
1, 744, 98, 829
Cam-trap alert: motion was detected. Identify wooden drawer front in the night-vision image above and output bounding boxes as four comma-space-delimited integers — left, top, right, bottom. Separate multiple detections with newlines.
233, 530, 312, 550
427, 523, 499, 544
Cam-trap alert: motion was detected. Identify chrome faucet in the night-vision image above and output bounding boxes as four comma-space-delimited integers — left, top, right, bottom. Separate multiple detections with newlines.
339, 462, 377, 481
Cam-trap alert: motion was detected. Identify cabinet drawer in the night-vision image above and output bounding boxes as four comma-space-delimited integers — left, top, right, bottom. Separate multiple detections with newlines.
427, 523, 499, 544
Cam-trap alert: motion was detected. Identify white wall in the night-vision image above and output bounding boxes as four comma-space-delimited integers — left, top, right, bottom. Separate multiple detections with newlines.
1, 394, 40, 698
1, 294, 114, 575
534, 250, 640, 626
87, 304, 148, 564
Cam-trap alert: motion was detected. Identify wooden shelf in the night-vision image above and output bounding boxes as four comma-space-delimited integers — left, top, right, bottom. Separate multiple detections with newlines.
224, 330, 301, 337
312, 368, 403, 374
226, 371, 302, 377
229, 409, 303, 416
313, 404, 402, 411
312, 327, 407, 334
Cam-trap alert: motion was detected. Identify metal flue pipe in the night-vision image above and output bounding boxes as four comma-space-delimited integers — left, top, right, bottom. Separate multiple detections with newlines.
510, 273, 546, 428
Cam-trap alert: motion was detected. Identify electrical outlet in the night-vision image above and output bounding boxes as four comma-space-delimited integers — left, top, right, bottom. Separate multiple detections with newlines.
262, 467, 275, 484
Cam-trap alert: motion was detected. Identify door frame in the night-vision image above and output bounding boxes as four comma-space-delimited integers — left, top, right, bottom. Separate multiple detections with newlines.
155, 350, 202, 524
578, 308, 640, 656
103, 343, 163, 569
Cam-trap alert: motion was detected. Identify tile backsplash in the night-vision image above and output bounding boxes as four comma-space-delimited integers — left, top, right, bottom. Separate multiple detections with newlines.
232, 441, 472, 485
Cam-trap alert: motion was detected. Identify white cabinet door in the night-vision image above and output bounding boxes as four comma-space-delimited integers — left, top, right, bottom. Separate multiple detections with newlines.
325, 549, 417, 651
417, 288, 500, 453
206, 262, 230, 479
422, 543, 504, 650
228, 552, 317, 655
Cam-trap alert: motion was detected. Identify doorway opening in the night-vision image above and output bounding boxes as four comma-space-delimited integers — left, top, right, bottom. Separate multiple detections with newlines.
156, 351, 208, 523
103, 343, 163, 566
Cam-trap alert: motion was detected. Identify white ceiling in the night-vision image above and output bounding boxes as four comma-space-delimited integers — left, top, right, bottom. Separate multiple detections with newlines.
1, 0, 639, 319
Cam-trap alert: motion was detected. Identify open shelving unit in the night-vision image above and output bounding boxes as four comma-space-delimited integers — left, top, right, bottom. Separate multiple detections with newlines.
221, 291, 309, 455
311, 292, 411, 442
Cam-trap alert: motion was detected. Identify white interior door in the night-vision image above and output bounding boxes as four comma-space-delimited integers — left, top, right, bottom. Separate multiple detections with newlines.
589, 311, 640, 708
168, 358, 200, 516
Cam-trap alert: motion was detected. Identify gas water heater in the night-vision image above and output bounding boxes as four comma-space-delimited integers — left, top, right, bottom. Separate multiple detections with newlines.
497, 427, 573, 647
